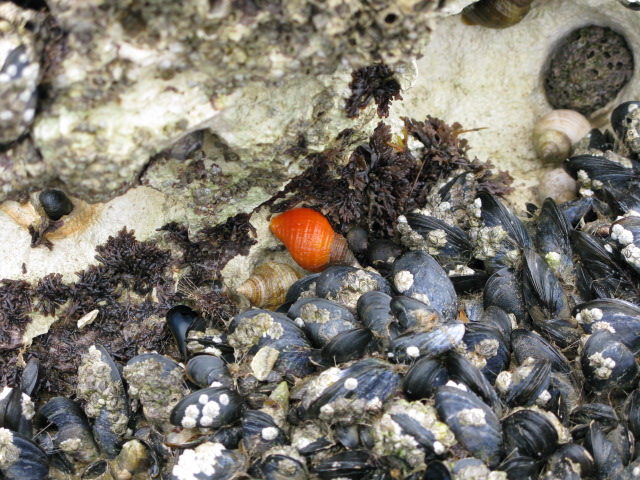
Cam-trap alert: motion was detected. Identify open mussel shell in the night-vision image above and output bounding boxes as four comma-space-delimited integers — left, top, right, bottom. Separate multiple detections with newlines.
0, 428, 49, 480
392, 250, 458, 322
434, 386, 502, 467
186, 355, 233, 389
40, 397, 99, 463
581, 329, 638, 393
446, 351, 502, 415
543, 443, 594, 479
167, 305, 206, 360
497, 358, 551, 408
372, 399, 455, 468
611, 216, 640, 274
315, 265, 393, 311
511, 329, 573, 378
397, 212, 473, 267
261, 448, 308, 480
390, 295, 442, 333
170, 386, 243, 429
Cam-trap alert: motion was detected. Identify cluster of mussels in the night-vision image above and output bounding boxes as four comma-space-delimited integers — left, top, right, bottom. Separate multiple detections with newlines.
5, 102, 640, 480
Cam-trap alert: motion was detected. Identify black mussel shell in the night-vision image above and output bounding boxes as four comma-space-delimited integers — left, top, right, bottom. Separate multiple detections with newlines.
285, 273, 320, 303
402, 356, 448, 400
311, 450, 375, 479
288, 298, 360, 347
483, 268, 527, 325
434, 386, 503, 467
502, 408, 559, 460
0, 429, 49, 480
511, 329, 572, 378
581, 329, 638, 393
585, 421, 624, 479
186, 355, 233, 389
357, 291, 397, 342
40, 397, 99, 463
241, 410, 287, 456
392, 251, 458, 323
390, 295, 442, 333
388, 323, 465, 363
170, 387, 243, 429
461, 322, 510, 384
445, 351, 502, 415
366, 239, 403, 278
315, 266, 393, 310
320, 328, 373, 365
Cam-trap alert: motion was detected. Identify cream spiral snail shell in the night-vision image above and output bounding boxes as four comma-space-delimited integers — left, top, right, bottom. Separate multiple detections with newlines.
532, 109, 592, 163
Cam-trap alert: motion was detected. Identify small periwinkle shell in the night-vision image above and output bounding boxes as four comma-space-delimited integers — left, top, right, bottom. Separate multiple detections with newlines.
38, 189, 74, 221
236, 262, 301, 308
461, 0, 534, 29
533, 110, 591, 163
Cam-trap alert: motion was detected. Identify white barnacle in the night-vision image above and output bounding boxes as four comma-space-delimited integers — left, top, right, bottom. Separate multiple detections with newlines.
623, 244, 640, 269
202, 401, 220, 419
457, 408, 486, 427
184, 404, 200, 419
394, 270, 414, 292
219, 393, 229, 406
0, 111, 13, 121
494, 371, 513, 394
544, 251, 561, 269
200, 415, 214, 427
592, 321, 615, 334
611, 224, 634, 245
261, 427, 279, 441
181, 417, 197, 429
198, 394, 209, 405
445, 380, 468, 391
20, 393, 34, 420
406, 346, 420, 358
588, 352, 616, 380
344, 377, 358, 390
59, 438, 82, 453
576, 308, 603, 324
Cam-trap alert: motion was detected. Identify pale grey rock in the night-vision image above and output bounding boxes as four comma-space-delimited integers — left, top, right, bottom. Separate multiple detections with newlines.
0, 0, 439, 204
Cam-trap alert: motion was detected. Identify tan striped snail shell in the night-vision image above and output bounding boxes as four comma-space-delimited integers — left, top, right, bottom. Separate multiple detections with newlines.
236, 262, 301, 308
532, 109, 592, 163
461, 0, 534, 29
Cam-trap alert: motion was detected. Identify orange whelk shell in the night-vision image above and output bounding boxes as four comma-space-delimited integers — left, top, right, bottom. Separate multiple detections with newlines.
269, 207, 357, 272
236, 262, 301, 308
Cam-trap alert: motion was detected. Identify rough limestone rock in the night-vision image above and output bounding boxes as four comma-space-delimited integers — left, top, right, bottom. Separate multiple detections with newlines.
1, 0, 454, 203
